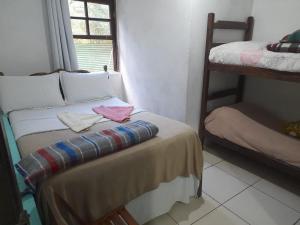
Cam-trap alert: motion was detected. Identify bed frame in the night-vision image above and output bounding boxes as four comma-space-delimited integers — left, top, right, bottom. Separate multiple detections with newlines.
200, 13, 300, 178
0, 70, 203, 224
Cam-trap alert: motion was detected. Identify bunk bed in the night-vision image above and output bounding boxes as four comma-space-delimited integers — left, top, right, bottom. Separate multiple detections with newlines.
199, 13, 300, 178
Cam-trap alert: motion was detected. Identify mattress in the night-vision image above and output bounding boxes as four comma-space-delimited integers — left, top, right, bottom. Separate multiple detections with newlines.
205, 103, 300, 167
209, 41, 300, 73
9, 98, 203, 225
9, 97, 143, 141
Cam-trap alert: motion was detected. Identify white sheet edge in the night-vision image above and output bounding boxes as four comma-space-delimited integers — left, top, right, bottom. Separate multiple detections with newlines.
126, 175, 199, 225
9, 97, 144, 140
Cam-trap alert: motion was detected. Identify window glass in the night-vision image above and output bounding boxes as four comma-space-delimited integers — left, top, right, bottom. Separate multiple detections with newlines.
68, 0, 85, 17
71, 19, 87, 35
88, 3, 110, 19
89, 21, 111, 36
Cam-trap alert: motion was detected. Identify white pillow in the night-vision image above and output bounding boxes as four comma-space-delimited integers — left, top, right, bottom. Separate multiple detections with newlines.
60, 72, 121, 104
0, 74, 65, 114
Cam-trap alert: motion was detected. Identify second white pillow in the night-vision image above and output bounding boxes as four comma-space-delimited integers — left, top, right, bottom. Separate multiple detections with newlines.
60, 72, 119, 104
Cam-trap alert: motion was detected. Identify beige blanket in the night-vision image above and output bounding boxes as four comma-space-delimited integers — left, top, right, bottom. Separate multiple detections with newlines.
17, 112, 203, 225
205, 104, 300, 167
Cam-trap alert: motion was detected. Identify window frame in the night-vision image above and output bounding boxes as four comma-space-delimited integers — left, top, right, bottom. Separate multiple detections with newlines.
70, 0, 119, 71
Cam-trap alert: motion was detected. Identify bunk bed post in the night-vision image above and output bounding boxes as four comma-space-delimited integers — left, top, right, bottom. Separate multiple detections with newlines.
236, 16, 255, 103
199, 13, 215, 146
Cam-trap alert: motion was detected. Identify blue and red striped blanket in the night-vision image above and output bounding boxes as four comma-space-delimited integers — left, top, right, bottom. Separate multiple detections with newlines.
16, 120, 159, 190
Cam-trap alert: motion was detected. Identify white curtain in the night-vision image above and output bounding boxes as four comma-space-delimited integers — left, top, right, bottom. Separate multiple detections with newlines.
46, 0, 78, 70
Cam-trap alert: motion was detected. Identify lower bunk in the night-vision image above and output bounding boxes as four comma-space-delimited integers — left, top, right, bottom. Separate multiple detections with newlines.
204, 103, 300, 178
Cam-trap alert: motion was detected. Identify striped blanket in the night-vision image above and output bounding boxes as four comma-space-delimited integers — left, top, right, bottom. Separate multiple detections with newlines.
16, 120, 159, 190
267, 43, 300, 53
267, 30, 300, 53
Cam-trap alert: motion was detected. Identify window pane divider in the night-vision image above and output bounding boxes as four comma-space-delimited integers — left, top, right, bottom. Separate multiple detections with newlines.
75, 0, 111, 5
73, 35, 113, 40
71, 16, 111, 22
83, 1, 90, 35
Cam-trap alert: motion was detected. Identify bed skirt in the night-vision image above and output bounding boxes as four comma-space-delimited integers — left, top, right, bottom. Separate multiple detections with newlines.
126, 175, 199, 224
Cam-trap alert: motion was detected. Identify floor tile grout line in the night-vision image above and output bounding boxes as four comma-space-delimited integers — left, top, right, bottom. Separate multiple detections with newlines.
222, 205, 251, 225
204, 160, 223, 167
167, 179, 297, 225
202, 168, 253, 206
202, 148, 300, 225
214, 163, 262, 186
251, 184, 300, 214
203, 164, 214, 170
202, 184, 253, 224
217, 184, 252, 206
202, 185, 254, 225
168, 155, 298, 225
188, 198, 251, 225
166, 213, 179, 225
204, 161, 261, 187
167, 193, 222, 225
190, 204, 223, 225
206, 156, 300, 214
216, 180, 292, 225
293, 217, 300, 225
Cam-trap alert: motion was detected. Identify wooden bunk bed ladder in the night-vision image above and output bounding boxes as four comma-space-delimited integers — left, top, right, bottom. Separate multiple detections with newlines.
199, 13, 254, 144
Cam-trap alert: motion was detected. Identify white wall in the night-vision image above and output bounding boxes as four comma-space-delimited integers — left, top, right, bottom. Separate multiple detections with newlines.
0, 0, 51, 75
244, 0, 300, 121
117, 0, 193, 121
118, 0, 253, 127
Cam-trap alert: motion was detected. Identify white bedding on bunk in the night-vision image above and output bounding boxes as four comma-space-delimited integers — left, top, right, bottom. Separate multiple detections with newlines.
9, 97, 143, 140
209, 41, 300, 72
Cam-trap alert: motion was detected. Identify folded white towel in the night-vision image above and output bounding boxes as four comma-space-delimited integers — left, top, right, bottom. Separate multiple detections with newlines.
57, 112, 103, 132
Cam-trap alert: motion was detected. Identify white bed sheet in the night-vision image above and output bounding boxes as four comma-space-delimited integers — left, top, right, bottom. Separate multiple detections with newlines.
9, 97, 143, 140
209, 41, 300, 72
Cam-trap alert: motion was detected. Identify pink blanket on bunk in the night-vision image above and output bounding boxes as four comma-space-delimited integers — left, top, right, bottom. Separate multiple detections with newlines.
205, 103, 300, 167
93, 106, 134, 123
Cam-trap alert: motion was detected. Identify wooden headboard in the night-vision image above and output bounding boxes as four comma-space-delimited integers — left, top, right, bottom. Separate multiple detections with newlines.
0, 69, 89, 77
30, 69, 89, 76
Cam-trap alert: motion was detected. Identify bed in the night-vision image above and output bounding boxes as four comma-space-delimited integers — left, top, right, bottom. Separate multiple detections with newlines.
209, 41, 300, 73
199, 13, 300, 178
205, 103, 300, 167
0, 72, 203, 225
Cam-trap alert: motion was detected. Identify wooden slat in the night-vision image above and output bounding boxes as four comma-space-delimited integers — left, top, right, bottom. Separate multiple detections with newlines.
90, 207, 139, 225
208, 88, 238, 100
71, 16, 111, 22
212, 42, 225, 48
75, 0, 112, 5
214, 20, 248, 30
118, 208, 139, 225
73, 35, 112, 40
209, 63, 300, 83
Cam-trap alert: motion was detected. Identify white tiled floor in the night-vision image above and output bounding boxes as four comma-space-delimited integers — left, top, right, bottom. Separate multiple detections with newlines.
145, 146, 300, 225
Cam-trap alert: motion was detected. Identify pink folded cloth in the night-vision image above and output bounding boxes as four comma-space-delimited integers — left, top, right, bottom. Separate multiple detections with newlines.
92, 106, 134, 123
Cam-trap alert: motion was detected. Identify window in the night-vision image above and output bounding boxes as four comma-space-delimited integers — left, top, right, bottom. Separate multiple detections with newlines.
68, 0, 118, 72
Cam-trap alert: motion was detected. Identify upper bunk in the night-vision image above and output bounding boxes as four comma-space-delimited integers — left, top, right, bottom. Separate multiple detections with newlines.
205, 13, 300, 83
